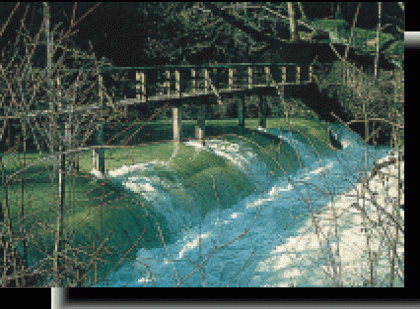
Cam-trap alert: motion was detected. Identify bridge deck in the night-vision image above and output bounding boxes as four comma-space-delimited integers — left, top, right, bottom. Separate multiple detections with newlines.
0, 81, 314, 120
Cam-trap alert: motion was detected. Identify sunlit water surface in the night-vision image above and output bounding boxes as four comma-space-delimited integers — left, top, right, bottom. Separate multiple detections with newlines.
93, 123, 403, 287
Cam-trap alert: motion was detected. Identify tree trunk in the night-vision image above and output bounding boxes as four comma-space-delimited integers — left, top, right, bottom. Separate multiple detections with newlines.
288, 2, 298, 43
374, 2, 381, 80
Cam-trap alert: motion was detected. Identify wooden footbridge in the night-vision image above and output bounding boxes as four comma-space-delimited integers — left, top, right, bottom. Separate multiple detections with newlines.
2, 62, 349, 174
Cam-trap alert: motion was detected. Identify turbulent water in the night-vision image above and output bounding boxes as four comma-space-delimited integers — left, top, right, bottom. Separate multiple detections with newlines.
93, 122, 404, 287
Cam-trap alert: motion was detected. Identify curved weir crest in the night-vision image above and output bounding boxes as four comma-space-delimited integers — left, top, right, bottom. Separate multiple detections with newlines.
107, 161, 199, 233
93, 123, 403, 287
185, 138, 273, 191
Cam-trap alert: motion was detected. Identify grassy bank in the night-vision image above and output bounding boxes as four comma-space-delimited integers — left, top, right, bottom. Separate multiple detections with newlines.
1, 117, 333, 286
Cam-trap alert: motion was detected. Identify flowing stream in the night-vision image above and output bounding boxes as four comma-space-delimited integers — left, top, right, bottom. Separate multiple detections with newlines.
93, 122, 404, 287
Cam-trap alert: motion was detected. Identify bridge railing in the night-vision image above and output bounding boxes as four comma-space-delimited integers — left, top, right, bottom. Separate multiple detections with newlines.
0, 63, 314, 120
94, 63, 313, 104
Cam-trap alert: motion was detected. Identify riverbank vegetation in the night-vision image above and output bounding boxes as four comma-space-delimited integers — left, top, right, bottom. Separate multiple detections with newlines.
1, 2, 404, 288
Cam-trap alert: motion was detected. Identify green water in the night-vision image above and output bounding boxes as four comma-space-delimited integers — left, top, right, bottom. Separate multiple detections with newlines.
1, 118, 334, 285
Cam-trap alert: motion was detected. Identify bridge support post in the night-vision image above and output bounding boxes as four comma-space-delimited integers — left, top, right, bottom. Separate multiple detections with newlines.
93, 125, 105, 174
93, 74, 105, 174
259, 94, 266, 128
173, 106, 182, 144
196, 104, 205, 145
238, 94, 245, 127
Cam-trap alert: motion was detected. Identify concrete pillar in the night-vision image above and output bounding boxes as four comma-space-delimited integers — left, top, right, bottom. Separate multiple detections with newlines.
173, 106, 182, 144
196, 104, 205, 145
238, 95, 245, 127
259, 94, 266, 128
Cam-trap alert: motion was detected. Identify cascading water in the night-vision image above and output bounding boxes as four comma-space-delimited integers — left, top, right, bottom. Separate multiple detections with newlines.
257, 126, 319, 168
93, 122, 404, 287
185, 138, 273, 191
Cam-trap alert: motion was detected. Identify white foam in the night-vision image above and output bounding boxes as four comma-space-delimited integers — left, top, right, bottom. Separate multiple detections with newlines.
92, 124, 403, 287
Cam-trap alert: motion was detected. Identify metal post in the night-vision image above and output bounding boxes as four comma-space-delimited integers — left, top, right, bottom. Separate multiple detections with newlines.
296, 66, 300, 84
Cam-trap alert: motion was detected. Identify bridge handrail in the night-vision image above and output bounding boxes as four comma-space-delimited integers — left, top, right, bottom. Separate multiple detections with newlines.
3, 63, 305, 75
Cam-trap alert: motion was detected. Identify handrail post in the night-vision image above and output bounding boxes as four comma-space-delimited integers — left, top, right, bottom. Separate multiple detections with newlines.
165, 70, 170, 95
136, 71, 140, 101
282, 66, 286, 84
204, 69, 209, 94
228, 68, 233, 91
175, 70, 180, 97
136, 71, 146, 103
248, 67, 253, 89
264, 67, 270, 86
191, 69, 196, 94
309, 65, 313, 83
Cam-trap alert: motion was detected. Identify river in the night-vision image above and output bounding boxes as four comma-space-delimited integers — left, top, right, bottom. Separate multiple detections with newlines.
92, 122, 404, 287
